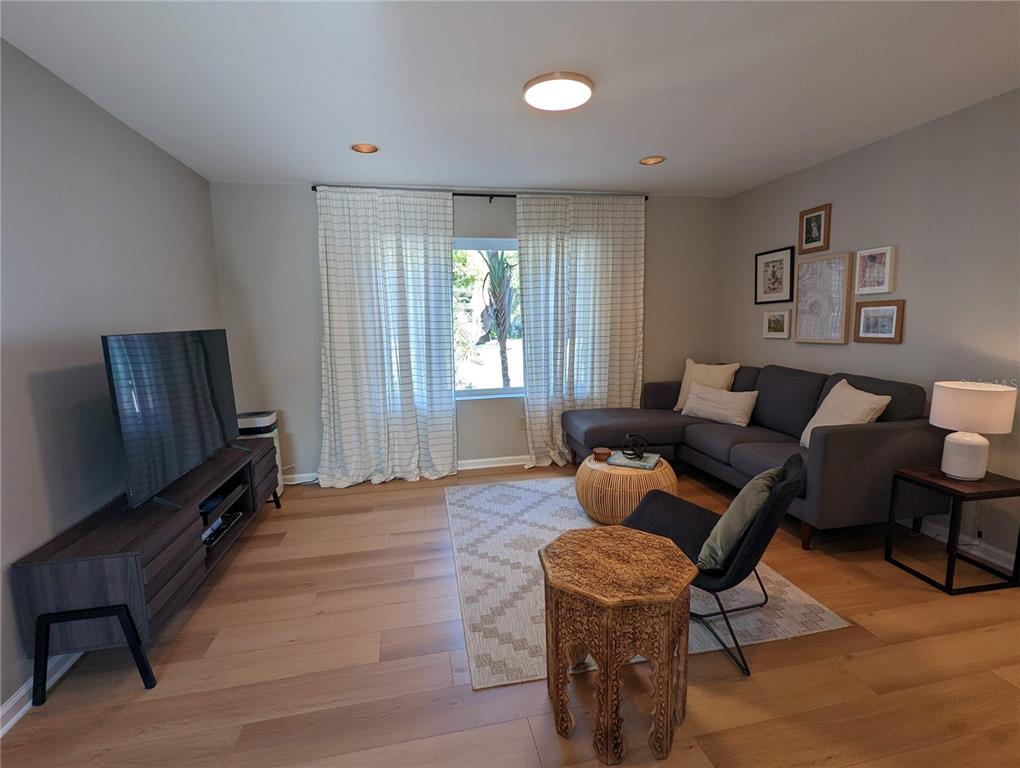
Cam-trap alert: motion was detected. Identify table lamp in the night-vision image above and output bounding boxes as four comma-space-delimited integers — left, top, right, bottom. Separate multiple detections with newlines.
929, 381, 1017, 480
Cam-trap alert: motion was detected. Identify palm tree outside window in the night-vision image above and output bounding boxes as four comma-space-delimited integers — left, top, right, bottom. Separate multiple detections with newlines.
453, 238, 523, 395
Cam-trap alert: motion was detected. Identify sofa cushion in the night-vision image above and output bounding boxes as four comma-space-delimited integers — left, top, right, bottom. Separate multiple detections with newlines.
673, 359, 740, 411
732, 366, 761, 392
819, 373, 926, 421
561, 408, 708, 447
683, 423, 795, 464
682, 383, 758, 427
730, 441, 808, 481
751, 365, 828, 437
801, 379, 891, 448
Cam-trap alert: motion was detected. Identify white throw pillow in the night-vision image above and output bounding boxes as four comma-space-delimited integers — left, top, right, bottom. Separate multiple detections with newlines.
800, 379, 892, 448
682, 382, 759, 427
673, 358, 740, 411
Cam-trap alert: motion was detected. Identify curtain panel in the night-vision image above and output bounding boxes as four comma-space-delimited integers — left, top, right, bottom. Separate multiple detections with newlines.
518, 194, 645, 466
316, 186, 457, 487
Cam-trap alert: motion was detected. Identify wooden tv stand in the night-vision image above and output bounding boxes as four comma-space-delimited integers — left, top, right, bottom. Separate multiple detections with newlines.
11, 438, 279, 705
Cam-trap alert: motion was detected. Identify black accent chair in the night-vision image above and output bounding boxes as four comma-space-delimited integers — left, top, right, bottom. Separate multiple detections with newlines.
622, 453, 806, 675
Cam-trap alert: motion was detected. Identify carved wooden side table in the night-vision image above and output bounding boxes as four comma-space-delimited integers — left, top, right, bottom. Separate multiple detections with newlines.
539, 526, 698, 765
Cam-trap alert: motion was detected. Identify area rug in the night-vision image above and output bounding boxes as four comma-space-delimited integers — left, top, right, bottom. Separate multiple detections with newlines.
446, 477, 849, 690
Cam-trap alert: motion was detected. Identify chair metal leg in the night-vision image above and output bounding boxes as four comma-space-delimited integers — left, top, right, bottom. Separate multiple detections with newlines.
272, 490, 281, 509
690, 569, 769, 676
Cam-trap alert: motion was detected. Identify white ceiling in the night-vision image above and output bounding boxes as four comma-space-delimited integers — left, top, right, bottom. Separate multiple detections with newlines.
2, 2, 1018, 196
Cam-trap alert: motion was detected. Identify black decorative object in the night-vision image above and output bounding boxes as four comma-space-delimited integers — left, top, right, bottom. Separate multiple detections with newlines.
621, 433, 649, 460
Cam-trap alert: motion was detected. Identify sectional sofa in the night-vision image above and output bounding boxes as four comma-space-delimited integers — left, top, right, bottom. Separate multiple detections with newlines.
562, 365, 946, 548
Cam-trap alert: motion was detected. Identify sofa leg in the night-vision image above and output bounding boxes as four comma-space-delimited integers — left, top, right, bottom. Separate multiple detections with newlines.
800, 521, 814, 550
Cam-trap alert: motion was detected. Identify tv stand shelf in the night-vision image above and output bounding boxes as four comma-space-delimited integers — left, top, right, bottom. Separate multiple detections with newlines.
11, 437, 280, 705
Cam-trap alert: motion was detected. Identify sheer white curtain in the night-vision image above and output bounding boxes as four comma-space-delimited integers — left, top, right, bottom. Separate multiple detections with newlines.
518, 194, 645, 466
316, 186, 457, 487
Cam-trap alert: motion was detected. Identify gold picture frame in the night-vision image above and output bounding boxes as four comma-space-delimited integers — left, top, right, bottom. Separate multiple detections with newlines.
798, 203, 831, 255
794, 251, 852, 344
854, 299, 905, 344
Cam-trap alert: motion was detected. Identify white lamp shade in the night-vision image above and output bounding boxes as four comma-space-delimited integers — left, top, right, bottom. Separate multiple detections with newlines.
929, 381, 1017, 434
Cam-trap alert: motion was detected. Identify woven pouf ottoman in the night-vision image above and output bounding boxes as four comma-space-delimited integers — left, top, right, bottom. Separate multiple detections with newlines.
574, 455, 679, 524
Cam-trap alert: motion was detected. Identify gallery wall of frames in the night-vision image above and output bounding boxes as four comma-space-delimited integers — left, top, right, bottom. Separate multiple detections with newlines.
753, 203, 904, 345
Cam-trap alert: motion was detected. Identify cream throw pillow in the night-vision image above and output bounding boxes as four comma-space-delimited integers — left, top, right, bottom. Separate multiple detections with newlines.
673, 358, 740, 411
682, 382, 759, 427
800, 379, 892, 448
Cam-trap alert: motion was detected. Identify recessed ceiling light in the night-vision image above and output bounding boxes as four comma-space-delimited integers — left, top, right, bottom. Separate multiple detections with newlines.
639, 155, 666, 166
350, 143, 379, 154
522, 72, 594, 111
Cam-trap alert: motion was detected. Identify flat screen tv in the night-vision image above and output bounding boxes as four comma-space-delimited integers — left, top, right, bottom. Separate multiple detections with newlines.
102, 329, 239, 509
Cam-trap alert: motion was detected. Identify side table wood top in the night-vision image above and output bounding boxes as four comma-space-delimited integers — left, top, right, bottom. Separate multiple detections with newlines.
540, 526, 698, 605
895, 466, 1020, 500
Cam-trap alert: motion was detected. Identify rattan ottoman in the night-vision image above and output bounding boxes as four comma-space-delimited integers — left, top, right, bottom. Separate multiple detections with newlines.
575, 455, 679, 524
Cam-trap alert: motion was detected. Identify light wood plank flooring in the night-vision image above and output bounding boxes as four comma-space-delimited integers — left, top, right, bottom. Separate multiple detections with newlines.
3, 465, 1019, 767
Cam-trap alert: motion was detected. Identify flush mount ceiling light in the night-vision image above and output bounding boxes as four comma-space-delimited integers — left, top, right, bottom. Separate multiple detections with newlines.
522, 71, 594, 111
350, 143, 379, 154
639, 155, 667, 166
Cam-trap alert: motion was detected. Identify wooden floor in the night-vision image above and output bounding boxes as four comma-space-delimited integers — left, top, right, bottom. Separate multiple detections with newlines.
4, 465, 1019, 767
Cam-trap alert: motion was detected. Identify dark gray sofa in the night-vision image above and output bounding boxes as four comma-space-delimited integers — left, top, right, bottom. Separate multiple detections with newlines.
562, 365, 946, 548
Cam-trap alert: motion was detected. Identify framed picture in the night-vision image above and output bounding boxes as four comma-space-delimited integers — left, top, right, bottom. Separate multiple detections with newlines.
794, 251, 852, 344
854, 246, 897, 295
754, 246, 795, 304
855, 299, 905, 343
798, 203, 831, 254
763, 310, 790, 339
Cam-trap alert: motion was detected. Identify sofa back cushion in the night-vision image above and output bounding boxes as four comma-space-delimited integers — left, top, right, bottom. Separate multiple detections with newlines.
819, 373, 926, 421
751, 365, 828, 437
732, 366, 761, 392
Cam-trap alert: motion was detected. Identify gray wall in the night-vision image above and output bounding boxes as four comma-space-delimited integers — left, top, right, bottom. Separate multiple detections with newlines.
717, 89, 1020, 548
643, 196, 724, 381
210, 188, 723, 471
0, 42, 222, 702
210, 184, 322, 475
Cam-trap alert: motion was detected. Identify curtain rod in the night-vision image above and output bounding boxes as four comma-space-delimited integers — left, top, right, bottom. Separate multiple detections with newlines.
310, 184, 647, 201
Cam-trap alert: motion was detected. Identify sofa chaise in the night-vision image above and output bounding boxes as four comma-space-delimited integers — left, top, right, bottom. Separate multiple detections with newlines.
562, 365, 946, 548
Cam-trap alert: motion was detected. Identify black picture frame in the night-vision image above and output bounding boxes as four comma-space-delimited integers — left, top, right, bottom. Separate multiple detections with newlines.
754, 246, 795, 305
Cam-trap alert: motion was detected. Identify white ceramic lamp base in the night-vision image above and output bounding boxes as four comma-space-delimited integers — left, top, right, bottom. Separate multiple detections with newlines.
941, 431, 990, 481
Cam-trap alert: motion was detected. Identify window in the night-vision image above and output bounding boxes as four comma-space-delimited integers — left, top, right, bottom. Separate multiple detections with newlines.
453, 238, 523, 395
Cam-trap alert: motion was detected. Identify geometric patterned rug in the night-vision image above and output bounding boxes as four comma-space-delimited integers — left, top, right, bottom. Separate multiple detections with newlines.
446, 477, 849, 690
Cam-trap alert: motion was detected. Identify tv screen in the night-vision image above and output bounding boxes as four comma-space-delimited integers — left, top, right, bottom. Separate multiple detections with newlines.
102, 329, 239, 508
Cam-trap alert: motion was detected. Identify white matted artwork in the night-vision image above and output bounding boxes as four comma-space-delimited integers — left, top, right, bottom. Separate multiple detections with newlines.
763, 309, 790, 338
755, 246, 794, 304
855, 299, 905, 344
794, 252, 852, 344
855, 246, 897, 295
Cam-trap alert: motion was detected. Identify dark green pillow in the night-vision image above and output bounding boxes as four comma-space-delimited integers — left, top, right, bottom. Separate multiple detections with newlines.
697, 467, 783, 570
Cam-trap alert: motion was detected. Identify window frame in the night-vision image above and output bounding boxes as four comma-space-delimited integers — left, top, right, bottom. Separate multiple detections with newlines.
452, 236, 524, 399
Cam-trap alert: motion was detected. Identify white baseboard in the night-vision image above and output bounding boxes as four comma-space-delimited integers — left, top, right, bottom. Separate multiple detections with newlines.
918, 519, 1015, 571
0, 652, 82, 737
285, 459, 533, 482
457, 455, 531, 471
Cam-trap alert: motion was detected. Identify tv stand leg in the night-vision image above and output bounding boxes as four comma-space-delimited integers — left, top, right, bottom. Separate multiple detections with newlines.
32, 605, 156, 706
272, 491, 281, 509
115, 605, 157, 692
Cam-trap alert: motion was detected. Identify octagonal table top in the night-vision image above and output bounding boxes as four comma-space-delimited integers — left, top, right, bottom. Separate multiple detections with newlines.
539, 526, 698, 607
